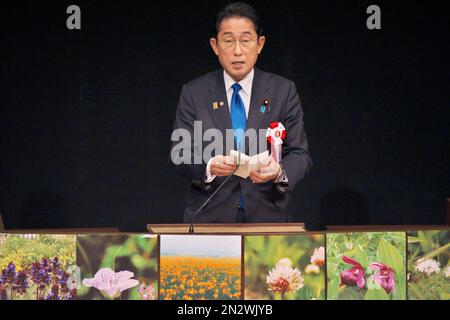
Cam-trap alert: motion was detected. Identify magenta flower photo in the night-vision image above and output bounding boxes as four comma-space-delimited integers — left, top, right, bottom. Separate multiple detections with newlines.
340, 256, 366, 289
369, 262, 395, 294
327, 232, 406, 300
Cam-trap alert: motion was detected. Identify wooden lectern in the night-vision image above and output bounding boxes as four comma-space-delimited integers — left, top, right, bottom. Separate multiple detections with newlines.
147, 223, 306, 235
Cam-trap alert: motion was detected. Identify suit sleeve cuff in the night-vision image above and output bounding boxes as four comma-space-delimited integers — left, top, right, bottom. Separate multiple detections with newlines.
274, 166, 289, 193
205, 158, 216, 183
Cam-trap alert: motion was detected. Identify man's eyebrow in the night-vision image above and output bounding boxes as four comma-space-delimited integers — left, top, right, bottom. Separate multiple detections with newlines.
221, 31, 254, 36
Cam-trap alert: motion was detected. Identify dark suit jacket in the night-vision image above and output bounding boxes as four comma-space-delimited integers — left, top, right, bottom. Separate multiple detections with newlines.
171, 68, 312, 223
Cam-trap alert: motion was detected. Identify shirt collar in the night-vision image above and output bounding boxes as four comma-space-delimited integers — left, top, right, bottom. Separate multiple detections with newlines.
223, 68, 254, 96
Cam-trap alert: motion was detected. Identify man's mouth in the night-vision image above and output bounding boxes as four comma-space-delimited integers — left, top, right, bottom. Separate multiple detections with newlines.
232, 61, 245, 66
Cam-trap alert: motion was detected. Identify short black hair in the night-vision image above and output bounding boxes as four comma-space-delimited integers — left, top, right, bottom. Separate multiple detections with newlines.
215, 2, 262, 36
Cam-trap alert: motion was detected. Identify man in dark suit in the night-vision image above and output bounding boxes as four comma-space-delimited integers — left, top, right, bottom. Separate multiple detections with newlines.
171, 2, 312, 223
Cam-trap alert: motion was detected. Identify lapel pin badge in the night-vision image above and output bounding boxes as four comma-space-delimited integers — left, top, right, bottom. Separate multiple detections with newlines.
260, 99, 270, 114
213, 101, 218, 110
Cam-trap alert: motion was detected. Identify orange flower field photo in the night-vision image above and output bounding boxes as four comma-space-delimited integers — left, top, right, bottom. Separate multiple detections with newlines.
160, 256, 241, 300
159, 236, 241, 300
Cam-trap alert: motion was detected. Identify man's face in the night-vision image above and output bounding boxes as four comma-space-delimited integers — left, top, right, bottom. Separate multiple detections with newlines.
210, 17, 265, 82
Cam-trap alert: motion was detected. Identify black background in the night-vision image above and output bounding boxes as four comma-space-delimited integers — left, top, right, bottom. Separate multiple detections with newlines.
1, 0, 449, 231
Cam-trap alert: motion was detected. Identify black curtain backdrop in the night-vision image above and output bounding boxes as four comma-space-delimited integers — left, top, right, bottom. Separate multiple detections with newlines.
1, 0, 449, 231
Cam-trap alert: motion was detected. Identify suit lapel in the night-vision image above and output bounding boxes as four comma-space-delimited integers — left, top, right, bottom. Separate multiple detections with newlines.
246, 68, 270, 154
247, 68, 270, 131
208, 69, 232, 134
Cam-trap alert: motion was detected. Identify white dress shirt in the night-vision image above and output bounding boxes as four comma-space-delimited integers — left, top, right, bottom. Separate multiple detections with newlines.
205, 69, 254, 182
224, 68, 254, 118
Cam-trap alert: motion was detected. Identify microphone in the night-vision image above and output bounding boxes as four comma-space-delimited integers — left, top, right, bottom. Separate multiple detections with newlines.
188, 153, 241, 233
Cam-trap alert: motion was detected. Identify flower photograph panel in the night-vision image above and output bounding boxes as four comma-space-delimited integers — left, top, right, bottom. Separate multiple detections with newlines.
0, 234, 77, 300
407, 230, 450, 300
160, 235, 241, 300
245, 234, 325, 300
327, 232, 406, 300
77, 234, 158, 300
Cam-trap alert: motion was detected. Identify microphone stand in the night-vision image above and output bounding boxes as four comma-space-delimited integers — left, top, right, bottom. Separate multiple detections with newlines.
189, 153, 241, 234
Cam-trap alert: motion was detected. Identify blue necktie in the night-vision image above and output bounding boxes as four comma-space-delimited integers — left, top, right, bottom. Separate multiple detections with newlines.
231, 83, 246, 209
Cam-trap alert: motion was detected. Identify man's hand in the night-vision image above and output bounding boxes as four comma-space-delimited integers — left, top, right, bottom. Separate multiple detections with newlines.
210, 155, 238, 177
249, 158, 281, 183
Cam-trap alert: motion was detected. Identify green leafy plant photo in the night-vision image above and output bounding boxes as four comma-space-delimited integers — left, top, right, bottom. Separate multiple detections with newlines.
245, 234, 325, 300
76, 234, 158, 300
327, 232, 406, 300
407, 230, 450, 300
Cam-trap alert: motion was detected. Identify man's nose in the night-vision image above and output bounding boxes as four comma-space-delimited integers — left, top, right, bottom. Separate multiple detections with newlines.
233, 42, 243, 55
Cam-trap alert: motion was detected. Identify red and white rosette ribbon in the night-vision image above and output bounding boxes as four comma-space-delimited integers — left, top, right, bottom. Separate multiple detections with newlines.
266, 121, 286, 163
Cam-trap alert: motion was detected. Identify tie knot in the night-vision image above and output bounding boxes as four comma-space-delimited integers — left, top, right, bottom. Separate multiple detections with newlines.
232, 83, 242, 93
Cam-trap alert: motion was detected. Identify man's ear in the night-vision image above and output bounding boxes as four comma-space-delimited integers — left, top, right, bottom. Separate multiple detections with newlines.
257, 36, 266, 54
210, 38, 219, 56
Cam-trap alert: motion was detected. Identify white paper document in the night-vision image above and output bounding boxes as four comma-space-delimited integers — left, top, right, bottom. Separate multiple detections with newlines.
230, 150, 270, 179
